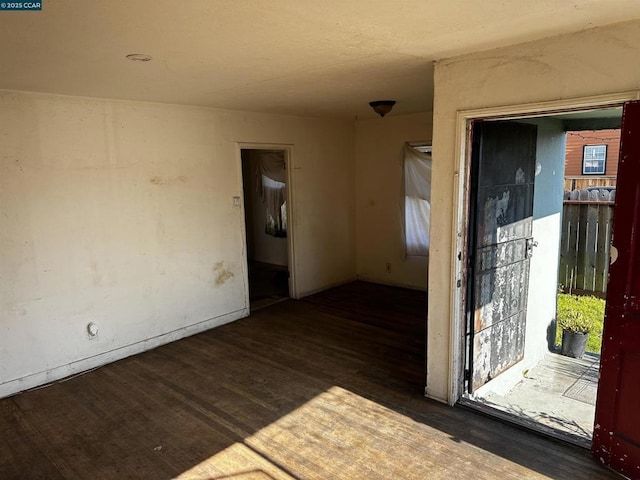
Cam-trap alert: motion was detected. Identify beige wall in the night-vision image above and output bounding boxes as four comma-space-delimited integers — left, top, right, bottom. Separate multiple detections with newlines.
429, 20, 640, 402
355, 112, 433, 290
0, 90, 355, 397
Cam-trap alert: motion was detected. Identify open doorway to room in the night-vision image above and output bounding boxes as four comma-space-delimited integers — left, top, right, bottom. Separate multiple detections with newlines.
457, 106, 623, 447
240, 148, 292, 311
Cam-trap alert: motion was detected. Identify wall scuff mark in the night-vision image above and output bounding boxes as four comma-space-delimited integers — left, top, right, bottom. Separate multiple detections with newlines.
149, 175, 188, 186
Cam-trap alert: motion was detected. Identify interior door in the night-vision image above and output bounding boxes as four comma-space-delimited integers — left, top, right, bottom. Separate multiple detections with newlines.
466, 121, 537, 393
593, 100, 640, 479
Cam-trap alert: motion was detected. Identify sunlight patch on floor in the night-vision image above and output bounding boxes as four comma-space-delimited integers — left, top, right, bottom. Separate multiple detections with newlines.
175, 442, 295, 480
175, 386, 545, 480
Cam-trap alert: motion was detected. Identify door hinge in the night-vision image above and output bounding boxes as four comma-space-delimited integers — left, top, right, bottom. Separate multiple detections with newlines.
464, 369, 470, 381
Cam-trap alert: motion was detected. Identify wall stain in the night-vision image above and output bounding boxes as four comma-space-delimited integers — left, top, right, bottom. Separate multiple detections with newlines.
213, 261, 234, 286
150, 175, 188, 186
90, 261, 102, 287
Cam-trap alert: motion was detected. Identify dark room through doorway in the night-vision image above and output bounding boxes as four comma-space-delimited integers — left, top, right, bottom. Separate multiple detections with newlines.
241, 148, 290, 310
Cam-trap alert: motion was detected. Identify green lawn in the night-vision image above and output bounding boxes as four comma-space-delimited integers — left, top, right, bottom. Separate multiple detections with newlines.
555, 293, 605, 354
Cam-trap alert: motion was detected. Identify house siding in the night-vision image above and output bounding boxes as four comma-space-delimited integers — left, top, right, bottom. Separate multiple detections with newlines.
565, 129, 620, 177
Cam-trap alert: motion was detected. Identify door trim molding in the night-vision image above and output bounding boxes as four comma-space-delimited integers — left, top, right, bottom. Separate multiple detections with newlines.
448, 91, 638, 405
237, 143, 298, 308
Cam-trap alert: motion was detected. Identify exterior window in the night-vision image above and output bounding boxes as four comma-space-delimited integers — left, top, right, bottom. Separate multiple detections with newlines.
582, 145, 607, 175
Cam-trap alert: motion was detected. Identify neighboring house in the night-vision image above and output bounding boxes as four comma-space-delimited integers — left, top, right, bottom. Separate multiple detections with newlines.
564, 129, 620, 190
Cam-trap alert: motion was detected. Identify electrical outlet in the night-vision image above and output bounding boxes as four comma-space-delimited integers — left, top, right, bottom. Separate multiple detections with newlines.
386, 262, 392, 273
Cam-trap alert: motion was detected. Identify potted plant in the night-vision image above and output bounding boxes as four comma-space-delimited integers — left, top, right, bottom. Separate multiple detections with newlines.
558, 309, 594, 359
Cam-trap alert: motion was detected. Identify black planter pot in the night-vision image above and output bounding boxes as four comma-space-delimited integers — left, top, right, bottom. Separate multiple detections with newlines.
561, 330, 589, 358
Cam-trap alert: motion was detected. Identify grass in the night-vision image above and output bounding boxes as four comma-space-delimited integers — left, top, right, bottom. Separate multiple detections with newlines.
556, 293, 605, 354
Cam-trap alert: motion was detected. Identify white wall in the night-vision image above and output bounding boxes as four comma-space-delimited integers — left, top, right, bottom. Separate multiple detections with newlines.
241, 150, 288, 267
0, 90, 355, 397
527, 119, 566, 361
355, 112, 433, 290
429, 19, 640, 402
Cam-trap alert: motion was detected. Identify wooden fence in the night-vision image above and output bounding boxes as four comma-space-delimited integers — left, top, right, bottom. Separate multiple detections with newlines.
563, 176, 616, 192
559, 188, 615, 297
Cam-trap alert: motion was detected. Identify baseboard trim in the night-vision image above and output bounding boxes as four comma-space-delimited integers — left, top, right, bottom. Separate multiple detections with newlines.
0, 307, 249, 399
296, 276, 358, 298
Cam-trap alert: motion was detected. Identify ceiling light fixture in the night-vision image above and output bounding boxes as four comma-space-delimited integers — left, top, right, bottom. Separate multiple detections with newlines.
126, 53, 152, 62
369, 100, 396, 118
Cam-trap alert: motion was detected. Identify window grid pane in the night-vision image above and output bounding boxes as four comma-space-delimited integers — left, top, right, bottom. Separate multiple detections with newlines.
583, 145, 606, 174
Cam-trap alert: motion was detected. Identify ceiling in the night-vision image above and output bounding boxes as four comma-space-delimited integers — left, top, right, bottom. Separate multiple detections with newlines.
1, 1, 640, 119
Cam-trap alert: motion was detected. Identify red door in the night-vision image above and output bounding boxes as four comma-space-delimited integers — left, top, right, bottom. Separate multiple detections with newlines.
593, 100, 640, 479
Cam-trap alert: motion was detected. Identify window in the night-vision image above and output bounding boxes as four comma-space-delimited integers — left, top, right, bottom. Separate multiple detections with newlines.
404, 145, 431, 256
582, 145, 607, 175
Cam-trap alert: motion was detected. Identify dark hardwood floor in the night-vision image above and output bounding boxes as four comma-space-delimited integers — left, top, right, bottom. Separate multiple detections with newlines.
0, 281, 619, 479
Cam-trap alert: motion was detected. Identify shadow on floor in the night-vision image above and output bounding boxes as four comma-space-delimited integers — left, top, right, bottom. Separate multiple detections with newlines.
248, 261, 289, 310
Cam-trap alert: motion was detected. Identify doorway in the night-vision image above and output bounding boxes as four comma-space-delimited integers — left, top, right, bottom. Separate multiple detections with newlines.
458, 107, 624, 446
449, 97, 640, 477
240, 147, 292, 310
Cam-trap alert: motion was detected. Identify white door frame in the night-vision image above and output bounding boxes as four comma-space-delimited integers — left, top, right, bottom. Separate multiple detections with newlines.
237, 143, 298, 308
447, 92, 637, 405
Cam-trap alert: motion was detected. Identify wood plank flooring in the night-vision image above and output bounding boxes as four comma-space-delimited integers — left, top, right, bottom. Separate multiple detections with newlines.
0, 281, 620, 479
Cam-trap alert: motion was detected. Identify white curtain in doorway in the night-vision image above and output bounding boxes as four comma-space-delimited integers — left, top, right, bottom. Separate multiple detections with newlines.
404, 145, 431, 256
257, 151, 287, 237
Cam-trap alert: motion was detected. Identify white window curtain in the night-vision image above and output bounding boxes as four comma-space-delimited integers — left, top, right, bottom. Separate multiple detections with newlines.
257, 151, 287, 237
260, 175, 287, 236
404, 145, 431, 256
